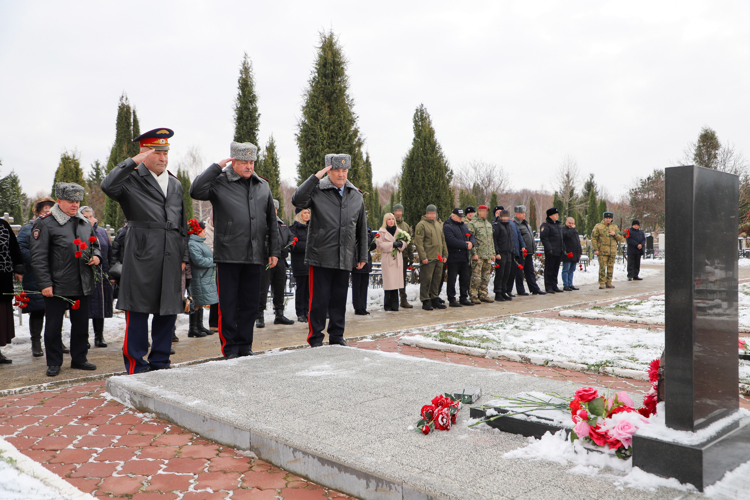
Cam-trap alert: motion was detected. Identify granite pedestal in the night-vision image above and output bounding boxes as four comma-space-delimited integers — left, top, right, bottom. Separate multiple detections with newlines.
632, 165, 750, 491
106, 348, 694, 500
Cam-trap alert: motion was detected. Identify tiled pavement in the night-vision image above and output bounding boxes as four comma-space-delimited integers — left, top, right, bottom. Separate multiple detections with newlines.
1, 334, 749, 499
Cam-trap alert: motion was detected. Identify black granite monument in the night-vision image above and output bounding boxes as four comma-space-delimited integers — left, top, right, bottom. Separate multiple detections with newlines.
633, 165, 750, 490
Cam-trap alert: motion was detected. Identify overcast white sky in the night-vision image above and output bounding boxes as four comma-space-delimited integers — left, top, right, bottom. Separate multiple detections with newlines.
2, 0, 749, 199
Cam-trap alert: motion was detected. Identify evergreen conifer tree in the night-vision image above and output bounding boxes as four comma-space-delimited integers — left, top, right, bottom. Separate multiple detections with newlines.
585, 188, 598, 236
296, 31, 365, 186
490, 193, 499, 211
598, 199, 608, 221
128, 109, 141, 158
86, 160, 106, 222
52, 151, 86, 202
399, 104, 453, 226
552, 192, 564, 216
233, 53, 261, 146
105, 94, 136, 227
528, 197, 538, 231
385, 191, 395, 214
693, 127, 721, 170
458, 191, 477, 210
369, 187, 383, 228
0, 167, 26, 223
176, 169, 194, 220
255, 136, 284, 217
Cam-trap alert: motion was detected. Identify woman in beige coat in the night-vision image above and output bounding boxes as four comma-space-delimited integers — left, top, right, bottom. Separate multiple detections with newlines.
376, 213, 405, 311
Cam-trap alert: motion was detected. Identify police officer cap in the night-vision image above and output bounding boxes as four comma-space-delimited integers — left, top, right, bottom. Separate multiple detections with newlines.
603, 211, 614, 219
325, 154, 351, 170
514, 205, 526, 213
494, 206, 504, 213
452, 208, 464, 216
426, 204, 438, 213
231, 141, 258, 161
546, 207, 559, 216
133, 128, 174, 150
393, 203, 404, 211
465, 206, 476, 214
55, 182, 85, 202
273, 199, 279, 210
632, 219, 640, 226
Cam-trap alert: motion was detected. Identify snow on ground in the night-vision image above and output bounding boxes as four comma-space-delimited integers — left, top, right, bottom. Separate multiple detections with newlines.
415, 315, 750, 383
561, 282, 750, 330
0, 438, 92, 499
552, 259, 659, 286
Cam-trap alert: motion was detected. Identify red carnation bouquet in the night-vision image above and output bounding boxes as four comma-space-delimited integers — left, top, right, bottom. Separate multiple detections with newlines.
6, 284, 81, 310
415, 393, 462, 435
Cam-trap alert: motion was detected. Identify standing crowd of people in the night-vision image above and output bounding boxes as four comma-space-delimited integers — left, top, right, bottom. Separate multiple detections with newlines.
0, 127, 649, 375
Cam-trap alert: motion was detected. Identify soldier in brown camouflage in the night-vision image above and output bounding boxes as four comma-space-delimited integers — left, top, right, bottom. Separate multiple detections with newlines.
591, 211, 625, 289
467, 205, 495, 303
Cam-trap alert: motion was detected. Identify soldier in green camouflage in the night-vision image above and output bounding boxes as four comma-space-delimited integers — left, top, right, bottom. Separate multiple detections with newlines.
467, 205, 495, 303
591, 211, 625, 289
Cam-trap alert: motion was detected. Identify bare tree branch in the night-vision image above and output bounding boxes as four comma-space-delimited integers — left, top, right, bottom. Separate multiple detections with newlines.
452, 161, 511, 205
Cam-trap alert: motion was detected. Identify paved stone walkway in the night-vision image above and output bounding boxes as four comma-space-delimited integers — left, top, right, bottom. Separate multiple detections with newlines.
1, 333, 748, 499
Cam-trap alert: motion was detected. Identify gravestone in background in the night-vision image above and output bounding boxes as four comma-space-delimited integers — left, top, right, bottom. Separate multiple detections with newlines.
633, 165, 750, 490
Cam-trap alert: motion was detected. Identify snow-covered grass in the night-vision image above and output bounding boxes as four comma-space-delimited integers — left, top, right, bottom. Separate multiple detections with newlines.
549, 259, 659, 286
561, 282, 750, 330
415, 315, 750, 383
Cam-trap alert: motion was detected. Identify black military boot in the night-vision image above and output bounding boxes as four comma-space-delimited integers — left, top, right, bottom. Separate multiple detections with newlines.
93, 318, 107, 348
187, 313, 206, 338
30, 314, 44, 357
422, 300, 434, 311
495, 293, 506, 302
432, 298, 447, 310
196, 309, 213, 335
256, 314, 265, 328
274, 308, 294, 325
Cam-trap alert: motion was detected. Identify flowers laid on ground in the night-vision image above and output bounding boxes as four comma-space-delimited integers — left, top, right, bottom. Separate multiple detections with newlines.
415, 393, 462, 435
471, 386, 651, 459
391, 229, 412, 258
639, 358, 660, 418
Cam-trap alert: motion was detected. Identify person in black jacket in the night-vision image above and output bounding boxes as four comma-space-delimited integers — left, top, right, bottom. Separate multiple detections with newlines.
191, 141, 280, 359
539, 208, 568, 294
17, 197, 56, 357
626, 220, 646, 281
0, 218, 24, 365
292, 154, 368, 348
352, 224, 376, 315
561, 217, 582, 291
290, 208, 310, 322
30, 183, 101, 377
257, 200, 294, 327
443, 208, 476, 307
492, 210, 515, 301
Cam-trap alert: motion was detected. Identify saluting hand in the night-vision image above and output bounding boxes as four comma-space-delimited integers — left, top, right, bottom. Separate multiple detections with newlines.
315, 166, 332, 179
132, 148, 155, 165
218, 158, 235, 169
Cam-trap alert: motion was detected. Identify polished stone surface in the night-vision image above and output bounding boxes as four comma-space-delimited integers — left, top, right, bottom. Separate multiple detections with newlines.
664, 165, 739, 432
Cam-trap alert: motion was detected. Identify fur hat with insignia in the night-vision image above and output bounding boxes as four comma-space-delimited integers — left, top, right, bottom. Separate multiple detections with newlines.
546, 207, 559, 217
55, 182, 85, 202
465, 206, 476, 214
231, 141, 258, 161
325, 154, 351, 170
603, 211, 614, 219
514, 205, 526, 214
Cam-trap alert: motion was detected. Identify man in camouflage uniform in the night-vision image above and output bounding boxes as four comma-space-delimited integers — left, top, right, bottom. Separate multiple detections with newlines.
467, 205, 495, 303
591, 211, 625, 289
393, 204, 414, 308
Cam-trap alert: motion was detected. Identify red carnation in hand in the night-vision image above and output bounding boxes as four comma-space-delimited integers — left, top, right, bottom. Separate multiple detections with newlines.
73, 238, 82, 245
518, 265, 523, 270
523, 248, 527, 257
88, 236, 97, 243
465, 233, 471, 237
71, 300, 81, 310
567, 252, 573, 258
19, 304, 27, 309
79, 242, 87, 250
75, 251, 83, 258
437, 254, 442, 261
494, 264, 500, 269
536, 253, 542, 257
294, 237, 299, 242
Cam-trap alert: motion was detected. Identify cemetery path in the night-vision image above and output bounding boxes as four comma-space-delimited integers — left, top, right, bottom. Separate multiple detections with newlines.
0, 336, 748, 499
5, 265, 671, 392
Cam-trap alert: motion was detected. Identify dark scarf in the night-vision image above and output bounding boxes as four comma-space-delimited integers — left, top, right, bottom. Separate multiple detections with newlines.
386, 225, 397, 236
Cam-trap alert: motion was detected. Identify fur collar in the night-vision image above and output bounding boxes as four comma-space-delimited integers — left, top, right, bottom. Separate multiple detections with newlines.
319, 176, 357, 192
50, 204, 87, 226
224, 165, 264, 183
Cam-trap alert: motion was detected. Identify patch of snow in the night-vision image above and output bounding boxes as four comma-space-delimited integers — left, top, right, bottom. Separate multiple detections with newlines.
637, 402, 750, 445
295, 363, 355, 377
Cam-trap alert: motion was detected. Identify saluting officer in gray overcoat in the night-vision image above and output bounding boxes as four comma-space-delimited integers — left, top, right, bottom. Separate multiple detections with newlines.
100, 128, 189, 374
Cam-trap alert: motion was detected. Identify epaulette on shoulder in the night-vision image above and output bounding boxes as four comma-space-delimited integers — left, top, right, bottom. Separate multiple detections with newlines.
39, 212, 52, 220
256, 174, 269, 182
357, 187, 363, 193
167, 170, 178, 179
